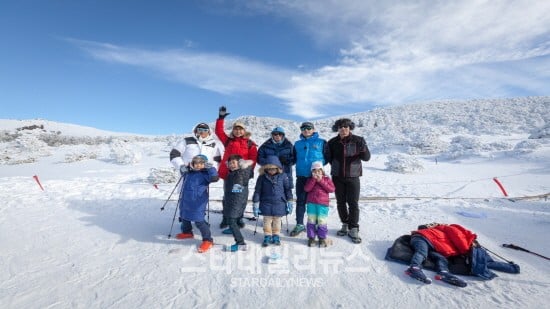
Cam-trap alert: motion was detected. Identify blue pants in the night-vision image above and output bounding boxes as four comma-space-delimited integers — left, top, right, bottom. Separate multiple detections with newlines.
181, 219, 212, 242
410, 235, 449, 272
295, 176, 308, 225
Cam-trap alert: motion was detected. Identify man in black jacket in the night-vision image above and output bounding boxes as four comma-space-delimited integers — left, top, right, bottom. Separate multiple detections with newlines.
326, 118, 370, 244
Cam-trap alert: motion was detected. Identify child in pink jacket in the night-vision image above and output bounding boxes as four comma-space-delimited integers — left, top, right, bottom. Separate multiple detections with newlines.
304, 161, 335, 247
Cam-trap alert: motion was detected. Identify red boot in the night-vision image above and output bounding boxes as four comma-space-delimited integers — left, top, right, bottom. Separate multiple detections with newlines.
198, 240, 214, 253
175, 233, 194, 239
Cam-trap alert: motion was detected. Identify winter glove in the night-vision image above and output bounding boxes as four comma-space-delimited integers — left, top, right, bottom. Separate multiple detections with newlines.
231, 184, 243, 193
218, 106, 230, 119
286, 202, 293, 215
278, 155, 288, 165
253, 202, 260, 217
180, 165, 190, 176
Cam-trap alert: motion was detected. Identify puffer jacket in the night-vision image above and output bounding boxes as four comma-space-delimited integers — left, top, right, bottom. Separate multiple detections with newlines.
223, 160, 253, 219
304, 175, 335, 206
178, 167, 219, 222
257, 137, 295, 179
169, 124, 224, 170
215, 118, 257, 179
413, 224, 477, 257
327, 133, 370, 177
293, 132, 328, 177
252, 156, 293, 216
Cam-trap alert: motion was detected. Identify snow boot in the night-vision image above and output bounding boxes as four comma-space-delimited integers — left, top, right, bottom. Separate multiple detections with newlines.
198, 240, 214, 253
348, 227, 362, 244
175, 232, 194, 239
318, 238, 328, 248
272, 235, 281, 246
308, 238, 316, 247
336, 224, 348, 236
289, 224, 305, 237
229, 242, 247, 252
406, 266, 432, 284
262, 235, 272, 247
436, 271, 467, 287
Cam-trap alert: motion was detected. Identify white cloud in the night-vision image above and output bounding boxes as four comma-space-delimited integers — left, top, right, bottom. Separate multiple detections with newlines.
70, 1, 550, 119
70, 39, 294, 97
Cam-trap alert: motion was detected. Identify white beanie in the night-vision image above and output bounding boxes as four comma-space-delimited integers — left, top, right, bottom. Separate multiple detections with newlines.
311, 161, 323, 170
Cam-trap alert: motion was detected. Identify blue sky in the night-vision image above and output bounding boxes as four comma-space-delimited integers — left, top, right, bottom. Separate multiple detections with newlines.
1, 1, 549, 135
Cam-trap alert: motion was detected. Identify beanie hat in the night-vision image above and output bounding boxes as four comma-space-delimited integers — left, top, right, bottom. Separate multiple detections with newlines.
192, 154, 208, 164
233, 121, 246, 130
271, 126, 285, 135
311, 161, 323, 170
300, 122, 314, 129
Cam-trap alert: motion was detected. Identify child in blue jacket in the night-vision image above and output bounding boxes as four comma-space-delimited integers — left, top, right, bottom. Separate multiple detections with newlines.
252, 156, 293, 247
176, 155, 219, 253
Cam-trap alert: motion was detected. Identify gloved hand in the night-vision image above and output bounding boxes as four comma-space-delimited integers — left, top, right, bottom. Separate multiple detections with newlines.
253, 202, 260, 217
286, 202, 293, 215
231, 184, 243, 193
278, 155, 288, 165
180, 165, 189, 176
218, 106, 230, 119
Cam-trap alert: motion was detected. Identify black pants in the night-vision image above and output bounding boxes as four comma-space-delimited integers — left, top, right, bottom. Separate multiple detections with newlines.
332, 176, 361, 229
226, 218, 245, 244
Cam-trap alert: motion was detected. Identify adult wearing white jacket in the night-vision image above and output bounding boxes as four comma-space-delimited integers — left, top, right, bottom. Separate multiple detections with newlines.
170, 123, 224, 170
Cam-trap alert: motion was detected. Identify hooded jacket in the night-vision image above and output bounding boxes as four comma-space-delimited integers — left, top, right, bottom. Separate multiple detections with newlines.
178, 166, 219, 222
223, 159, 254, 219
252, 156, 293, 216
215, 118, 258, 179
170, 123, 224, 170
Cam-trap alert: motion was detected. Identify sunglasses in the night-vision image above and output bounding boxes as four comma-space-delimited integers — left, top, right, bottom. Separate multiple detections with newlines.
300, 126, 313, 131
197, 128, 209, 132
272, 132, 284, 136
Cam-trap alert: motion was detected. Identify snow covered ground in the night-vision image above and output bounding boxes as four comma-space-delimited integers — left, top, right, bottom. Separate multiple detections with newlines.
1, 97, 549, 308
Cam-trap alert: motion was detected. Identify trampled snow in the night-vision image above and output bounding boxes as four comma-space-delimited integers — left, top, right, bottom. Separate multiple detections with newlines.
1, 97, 549, 308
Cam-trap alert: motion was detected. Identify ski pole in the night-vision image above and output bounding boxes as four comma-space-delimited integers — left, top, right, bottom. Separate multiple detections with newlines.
502, 244, 550, 261
160, 175, 182, 211
285, 215, 289, 233
480, 245, 514, 263
254, 214, 259, 235
167, 199, 179, 239
206, 186, 210, 225
167, 174, 186, 238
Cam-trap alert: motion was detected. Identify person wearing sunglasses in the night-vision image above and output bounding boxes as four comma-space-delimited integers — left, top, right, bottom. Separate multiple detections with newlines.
289, 122, 329, 237
170, 122, 224, 174
326, 118, 371, 244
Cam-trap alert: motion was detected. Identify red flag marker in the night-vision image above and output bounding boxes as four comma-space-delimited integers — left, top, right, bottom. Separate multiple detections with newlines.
33, 175, 45, 191
493, 177, 508, 197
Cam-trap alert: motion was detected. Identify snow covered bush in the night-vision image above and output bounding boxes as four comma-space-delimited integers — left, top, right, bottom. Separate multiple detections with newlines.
385, 153, 424, 173
0, 134, 51, 165
407, 131, 447, 155
529, 123, 550, 139
147, 167, 179, 184
64, 147, 99, 163
109, 139, 142, 164
512, 140, 541, 155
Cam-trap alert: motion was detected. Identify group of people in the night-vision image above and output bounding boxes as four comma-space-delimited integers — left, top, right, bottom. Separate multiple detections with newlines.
169, 106, 371, 253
